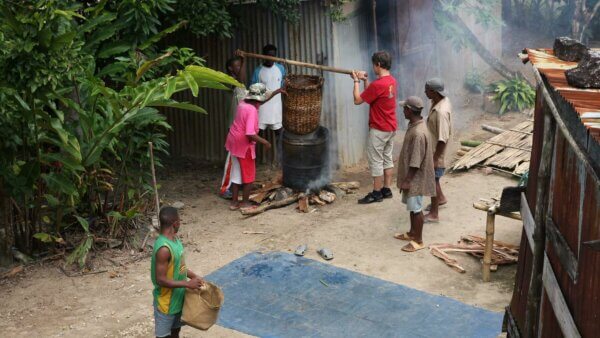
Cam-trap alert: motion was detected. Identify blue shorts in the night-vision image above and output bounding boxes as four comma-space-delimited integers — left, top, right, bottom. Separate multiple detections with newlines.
402, 193, 424, 213
154, 304, 182, 337
435, 168, 445, 179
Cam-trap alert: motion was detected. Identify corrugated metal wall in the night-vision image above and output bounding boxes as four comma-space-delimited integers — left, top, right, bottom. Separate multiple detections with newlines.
509, 78, 600, 337
161, 0, 370, 166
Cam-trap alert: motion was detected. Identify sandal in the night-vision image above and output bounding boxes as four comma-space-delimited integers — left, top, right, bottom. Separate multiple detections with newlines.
393, 232, 415, 241
317, 248, 334, 260
424, 202, 447, 212
401, 241, 425, 252
229, 203, 240, 211
424, 216, 439, 224
294, 244, 308, 256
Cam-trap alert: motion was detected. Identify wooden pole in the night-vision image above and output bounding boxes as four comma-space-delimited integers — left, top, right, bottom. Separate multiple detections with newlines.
240, 51, 355, 75
524, 105, 556, 337
149, 142, 161, 218
140, 142, 160, 251
482, 205, 497, 282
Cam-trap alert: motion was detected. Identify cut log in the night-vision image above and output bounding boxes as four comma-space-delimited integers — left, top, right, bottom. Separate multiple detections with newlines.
429, 246, 466, 273
457, 150, 467, 157
482, 124, 506, 135
325, 184, 345, 198
249, 191, 270, 204
298, 194, 310, 213
319, 191, 336, 203
240, 194, 299, 216
310, 195, 327, 206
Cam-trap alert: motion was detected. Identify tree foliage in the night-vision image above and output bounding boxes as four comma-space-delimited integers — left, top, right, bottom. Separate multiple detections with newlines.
0, 0, 241, 266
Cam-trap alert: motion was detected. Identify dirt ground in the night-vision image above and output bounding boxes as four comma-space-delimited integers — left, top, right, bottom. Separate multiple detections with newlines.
0, 112, 529, 338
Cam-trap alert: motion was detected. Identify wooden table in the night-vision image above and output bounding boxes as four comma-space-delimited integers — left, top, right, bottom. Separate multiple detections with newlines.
472, 201, 522, 282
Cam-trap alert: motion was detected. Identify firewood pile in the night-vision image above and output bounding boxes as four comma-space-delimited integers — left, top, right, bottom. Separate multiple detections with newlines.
239, 181, 360, 216
429, 235, 519, 273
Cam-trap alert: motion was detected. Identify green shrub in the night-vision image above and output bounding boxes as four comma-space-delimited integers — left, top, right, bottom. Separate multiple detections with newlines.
491, 78, 535, 115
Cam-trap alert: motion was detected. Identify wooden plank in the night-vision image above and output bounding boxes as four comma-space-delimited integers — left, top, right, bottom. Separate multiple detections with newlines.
521, 193, 536, 252
525, 105, 556, 337
545, 216, 579, 281
542, 254, 581, 338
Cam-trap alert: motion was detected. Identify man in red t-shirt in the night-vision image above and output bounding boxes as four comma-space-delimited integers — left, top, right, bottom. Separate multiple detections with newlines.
352, 51, 398, 204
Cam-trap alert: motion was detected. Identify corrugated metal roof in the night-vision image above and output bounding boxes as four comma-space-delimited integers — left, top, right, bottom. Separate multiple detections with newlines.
525, 48, 600, 143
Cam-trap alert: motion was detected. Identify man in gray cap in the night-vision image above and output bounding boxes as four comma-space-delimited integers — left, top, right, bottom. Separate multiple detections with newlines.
394, 96, 436, 252
424, 78, 453, 223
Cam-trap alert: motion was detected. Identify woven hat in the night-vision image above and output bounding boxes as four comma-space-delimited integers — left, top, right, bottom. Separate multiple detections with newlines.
425, 78, 446, 96
399, 96, 424, 111
245, 83, 268, 102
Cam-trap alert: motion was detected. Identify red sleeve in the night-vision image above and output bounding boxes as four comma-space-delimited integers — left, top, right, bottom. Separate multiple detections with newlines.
360, 81, 380, 104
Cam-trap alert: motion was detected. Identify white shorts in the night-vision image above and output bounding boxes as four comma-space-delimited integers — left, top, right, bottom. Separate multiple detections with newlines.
259, 122, 283, 131
220, 153, 243, 194
367, 128, 395, 177
402, 193, 423, 213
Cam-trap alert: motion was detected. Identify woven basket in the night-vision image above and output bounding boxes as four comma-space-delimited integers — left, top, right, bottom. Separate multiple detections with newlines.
283, 75, 324, 135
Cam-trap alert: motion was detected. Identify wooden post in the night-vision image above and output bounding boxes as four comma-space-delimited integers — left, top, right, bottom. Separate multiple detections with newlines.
483, 206, 497, 282
524, 107, 556, 337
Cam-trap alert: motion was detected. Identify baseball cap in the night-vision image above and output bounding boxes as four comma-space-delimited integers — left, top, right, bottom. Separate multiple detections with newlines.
425, 77, 446, 96
399, 96, 424, 111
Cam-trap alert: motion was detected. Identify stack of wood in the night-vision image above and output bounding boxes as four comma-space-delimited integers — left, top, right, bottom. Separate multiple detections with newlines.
453, 121, 533, 177
429, 235, 519, 273
240, 181, 360, 216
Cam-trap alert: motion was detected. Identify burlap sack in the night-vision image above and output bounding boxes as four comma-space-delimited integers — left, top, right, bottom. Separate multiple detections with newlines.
181, 282, 224, 330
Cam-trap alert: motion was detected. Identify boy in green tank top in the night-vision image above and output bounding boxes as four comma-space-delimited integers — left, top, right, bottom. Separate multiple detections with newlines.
151, 206, 204, 338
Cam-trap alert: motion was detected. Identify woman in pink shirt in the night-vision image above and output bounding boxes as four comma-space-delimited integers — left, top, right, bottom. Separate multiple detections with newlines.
221, 83, 284, 210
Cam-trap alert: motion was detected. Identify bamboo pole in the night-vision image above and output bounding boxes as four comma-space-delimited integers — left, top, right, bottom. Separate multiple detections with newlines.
240, 51, 355, 75
483, 205, 497, 282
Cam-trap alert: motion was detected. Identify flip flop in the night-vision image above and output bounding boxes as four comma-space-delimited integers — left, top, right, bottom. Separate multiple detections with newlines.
425, 202, 447, 212
317, 248, 334, 260
229, 204, 240, 211
294, 244, 308, 256
393, 232, 414, 241
401, 241, 425, 252
424, 217, 439, 224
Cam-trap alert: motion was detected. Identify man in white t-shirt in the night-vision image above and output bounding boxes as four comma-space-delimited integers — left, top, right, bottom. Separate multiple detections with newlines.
251, 44, 286, 164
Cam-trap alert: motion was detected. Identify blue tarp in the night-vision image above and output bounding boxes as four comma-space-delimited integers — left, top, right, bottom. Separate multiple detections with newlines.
206, 252, 503, 338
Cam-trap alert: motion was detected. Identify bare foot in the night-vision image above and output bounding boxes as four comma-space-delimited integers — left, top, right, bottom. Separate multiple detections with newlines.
423, 213, 439, 223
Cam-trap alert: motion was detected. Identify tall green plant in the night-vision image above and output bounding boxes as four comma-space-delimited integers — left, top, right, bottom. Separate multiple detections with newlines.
491, 78, 535, 115
0, 0, 242, 267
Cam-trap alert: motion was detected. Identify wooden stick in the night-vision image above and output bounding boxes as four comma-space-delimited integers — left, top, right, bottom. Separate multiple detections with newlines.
240, 195, 299, 216
429, 246, 466, 273
141, 142, 160, 252
240, 51, 355, 75
148, 142, 160, 220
